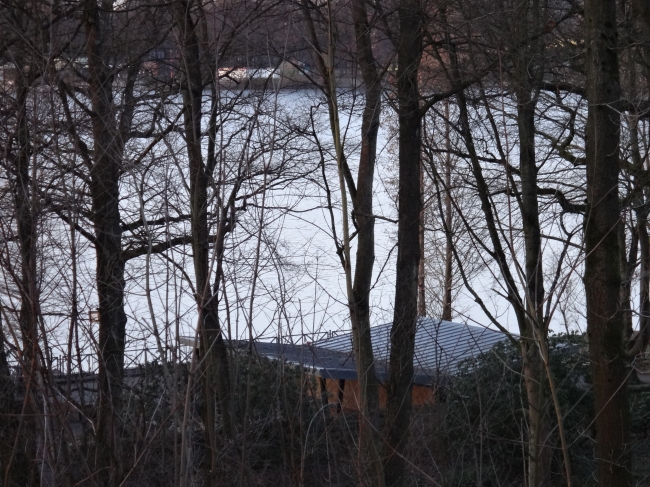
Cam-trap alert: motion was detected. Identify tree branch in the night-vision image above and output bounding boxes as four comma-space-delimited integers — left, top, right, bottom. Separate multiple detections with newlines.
537, 187, 586, 213
123, 236, 192, 261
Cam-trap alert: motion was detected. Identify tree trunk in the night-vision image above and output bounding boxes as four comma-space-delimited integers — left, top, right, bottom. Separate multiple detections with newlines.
584, 0, 632, 483
173, 3, 233, 485
514, 63, 552, 487
637, 209, 650, 349
441, 100, 453, 322
418, 157, 426, 318
620, 219, 637, 341
383, 0, 422, 484
632, 0, 650, 31
84, 1, 128, 483
301, 0, 384, 483
445, 15, 545, 484
6, 71, 45, 487
629, 115, 650, 353
349, 0, 384, 483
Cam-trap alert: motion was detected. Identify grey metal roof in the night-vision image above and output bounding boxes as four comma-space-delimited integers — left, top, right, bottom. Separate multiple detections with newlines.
244, 340, 435, 385
247, 318, 511, 386
312, 318, 511, 378
238, 341, 362, 381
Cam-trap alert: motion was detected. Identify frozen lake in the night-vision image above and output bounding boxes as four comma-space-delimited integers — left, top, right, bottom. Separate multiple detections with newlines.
2, 87, 589, 372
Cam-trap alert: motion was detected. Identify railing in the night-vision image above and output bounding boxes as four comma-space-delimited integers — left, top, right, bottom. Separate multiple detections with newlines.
4, 329, 346, 379
265, 329, 346, 344
5, 340, 194, 378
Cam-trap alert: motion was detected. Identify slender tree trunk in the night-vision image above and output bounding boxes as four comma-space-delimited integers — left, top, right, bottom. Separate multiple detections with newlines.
173, 4, 233, 485
443, 11, 546, 485
349, 0, 384, 483
620, 219, 637, 340
629, 116, 650, 353
514, 56, 552, 487
637, 209, 650, 348
418, 159, 426, 318
384, 0, 422, 484
584, 0, 632, 484
301, 0, 384, 483
517, 97, 551, 487
441, 100, 453, 322
6, 72, 44, 487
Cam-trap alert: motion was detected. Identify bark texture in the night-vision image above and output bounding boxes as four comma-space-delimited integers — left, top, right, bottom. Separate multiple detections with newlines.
584, 0, 632, 484
383, 1, 422, 484
632, 0, 650, 31
84, 1, 128, 483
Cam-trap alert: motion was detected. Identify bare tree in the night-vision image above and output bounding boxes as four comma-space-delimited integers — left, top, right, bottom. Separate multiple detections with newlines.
297, 0, 387, 483
172, 2, 236, 483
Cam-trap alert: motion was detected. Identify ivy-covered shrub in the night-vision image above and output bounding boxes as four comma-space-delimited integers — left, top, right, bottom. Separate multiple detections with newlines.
229, 353, 320, 483
438, 333, 595, 487
117, 352, 326, 486
434, 333, 650, 486
49, 346, 359, 487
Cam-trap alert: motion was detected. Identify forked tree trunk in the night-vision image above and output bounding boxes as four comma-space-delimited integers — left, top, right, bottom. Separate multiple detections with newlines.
506, 0, 554, 479
173, 3, 233, 485
584, 0, 632, 484
301, 0, 384, 483
514, 67, 552, 487
383, 0, 422, 484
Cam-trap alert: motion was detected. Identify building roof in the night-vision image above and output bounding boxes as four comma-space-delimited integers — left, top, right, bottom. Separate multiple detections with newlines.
248, 318, 511, 386
238, 341, 364, 381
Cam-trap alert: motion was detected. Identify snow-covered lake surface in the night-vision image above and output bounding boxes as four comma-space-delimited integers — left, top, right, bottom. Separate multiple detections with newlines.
2, 87, 595, 372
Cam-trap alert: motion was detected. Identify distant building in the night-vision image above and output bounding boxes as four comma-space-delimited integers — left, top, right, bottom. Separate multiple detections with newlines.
249, 318, 511, 413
